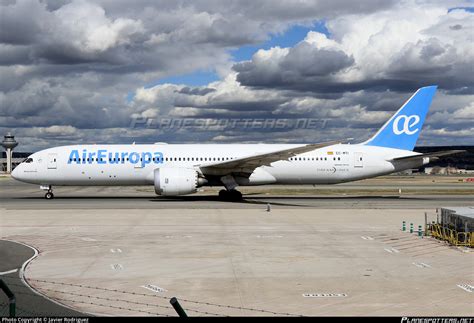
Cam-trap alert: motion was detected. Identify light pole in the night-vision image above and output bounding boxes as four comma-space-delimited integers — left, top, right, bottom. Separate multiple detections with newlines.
1, 133, 18, 174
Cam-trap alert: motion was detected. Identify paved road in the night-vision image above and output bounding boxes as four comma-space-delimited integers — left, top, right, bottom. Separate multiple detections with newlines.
2, 195, 474, 210
1, 177, 473, 209
0, 240, 86, 317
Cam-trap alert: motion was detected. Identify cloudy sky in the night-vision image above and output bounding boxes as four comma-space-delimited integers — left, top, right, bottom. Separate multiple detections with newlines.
0, 0, 473, 152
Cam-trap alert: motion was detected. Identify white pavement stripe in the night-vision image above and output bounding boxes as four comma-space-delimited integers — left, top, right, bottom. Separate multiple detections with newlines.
457, 284, 474, 293
413, 262, 432, 268
141, 284, 167, 293
303, 293, 347, 298
0, 268, 18, 275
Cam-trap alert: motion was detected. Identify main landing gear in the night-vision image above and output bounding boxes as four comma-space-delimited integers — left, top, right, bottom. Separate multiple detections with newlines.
218, 189, 242, 201
41, 185, 54, 199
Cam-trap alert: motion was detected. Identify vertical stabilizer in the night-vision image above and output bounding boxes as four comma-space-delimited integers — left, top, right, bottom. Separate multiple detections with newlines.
364, 86, 437, 151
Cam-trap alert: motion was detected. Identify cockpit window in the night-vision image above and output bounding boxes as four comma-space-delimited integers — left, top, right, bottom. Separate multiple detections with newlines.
24, 158, 33, 163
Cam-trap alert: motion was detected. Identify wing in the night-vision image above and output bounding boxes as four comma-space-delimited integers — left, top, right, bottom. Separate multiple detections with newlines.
199, 140, 344, 177
389, 150, 466, 162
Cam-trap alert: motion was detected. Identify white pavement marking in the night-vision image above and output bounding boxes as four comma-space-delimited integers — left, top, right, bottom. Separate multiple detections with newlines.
110, 264, 123, 270
141, 284, 168, 293
110, 248, 122, 253
0, 268, 18, 275
81, 237, 97, 242
361, 236, 374, 240
256, 235, 283, 238
303, 293, 347, 298
457, 284, 474, 293
384, 248, 400, 254
413, 262, 432, 268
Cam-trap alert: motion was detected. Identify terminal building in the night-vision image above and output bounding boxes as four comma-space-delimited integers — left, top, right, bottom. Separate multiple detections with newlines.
0, 152, 29, 172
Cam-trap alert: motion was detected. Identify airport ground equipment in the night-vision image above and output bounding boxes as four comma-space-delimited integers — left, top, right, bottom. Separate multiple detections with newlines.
426, 207, 474, 247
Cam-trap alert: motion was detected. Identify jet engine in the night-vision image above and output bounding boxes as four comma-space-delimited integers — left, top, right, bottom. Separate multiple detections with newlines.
154, 168, 202, 196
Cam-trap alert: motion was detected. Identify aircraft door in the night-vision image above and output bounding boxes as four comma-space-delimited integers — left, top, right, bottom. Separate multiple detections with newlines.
47, 153, 57, 169
354, 152, 363, 168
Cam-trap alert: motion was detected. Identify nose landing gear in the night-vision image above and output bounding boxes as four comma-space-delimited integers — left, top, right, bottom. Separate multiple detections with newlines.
40, 185, 54, 199
45, 191, 54, 199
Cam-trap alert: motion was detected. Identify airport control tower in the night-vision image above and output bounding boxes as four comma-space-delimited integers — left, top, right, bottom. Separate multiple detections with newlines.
2, 132, 18, 173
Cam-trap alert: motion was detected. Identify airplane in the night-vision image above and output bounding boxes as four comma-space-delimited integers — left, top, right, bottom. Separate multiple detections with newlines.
11, 85, 464, 201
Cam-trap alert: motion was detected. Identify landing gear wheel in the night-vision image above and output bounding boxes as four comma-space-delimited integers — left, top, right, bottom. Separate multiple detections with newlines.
45, 192, 54, 199
218, 189, 229, 200
228, 189, 242, 201
218, 189, 242, 201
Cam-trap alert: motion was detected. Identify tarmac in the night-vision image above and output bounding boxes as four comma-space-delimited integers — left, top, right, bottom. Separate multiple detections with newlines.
0, 240, 85, 317
0, 176, 473, 316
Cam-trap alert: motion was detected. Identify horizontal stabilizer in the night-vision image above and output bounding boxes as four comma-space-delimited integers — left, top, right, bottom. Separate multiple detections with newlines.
390, 150, 466, 162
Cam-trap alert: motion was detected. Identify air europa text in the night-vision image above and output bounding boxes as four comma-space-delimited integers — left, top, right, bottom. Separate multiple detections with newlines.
67, 149, 164, 167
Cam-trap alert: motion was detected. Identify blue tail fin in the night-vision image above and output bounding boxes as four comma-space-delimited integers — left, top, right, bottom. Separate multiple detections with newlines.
364, 86, 437, 151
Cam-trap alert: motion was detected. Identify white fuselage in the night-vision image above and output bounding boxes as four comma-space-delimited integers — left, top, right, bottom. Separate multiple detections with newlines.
12, 143, 424, 187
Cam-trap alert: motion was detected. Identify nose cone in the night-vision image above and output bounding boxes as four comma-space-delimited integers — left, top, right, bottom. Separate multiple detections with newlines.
11, 165, 21, 180
11, 166, 18, 179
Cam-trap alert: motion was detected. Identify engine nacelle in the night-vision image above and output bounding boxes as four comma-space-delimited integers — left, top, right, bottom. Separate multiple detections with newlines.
154, 168, 198, 196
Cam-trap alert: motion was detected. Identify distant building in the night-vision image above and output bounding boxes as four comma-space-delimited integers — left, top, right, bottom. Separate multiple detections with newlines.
424, 166, 474, 175
1, 152, 30, 173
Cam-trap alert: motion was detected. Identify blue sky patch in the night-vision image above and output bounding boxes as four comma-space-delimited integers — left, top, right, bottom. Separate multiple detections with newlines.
448, 6, 474, 13
128, 20, 331, 101
231, 21, 330, 61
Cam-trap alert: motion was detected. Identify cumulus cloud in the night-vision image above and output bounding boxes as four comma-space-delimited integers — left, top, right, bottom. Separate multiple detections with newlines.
234, 4, 474, 94
234, 33, 354, 90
